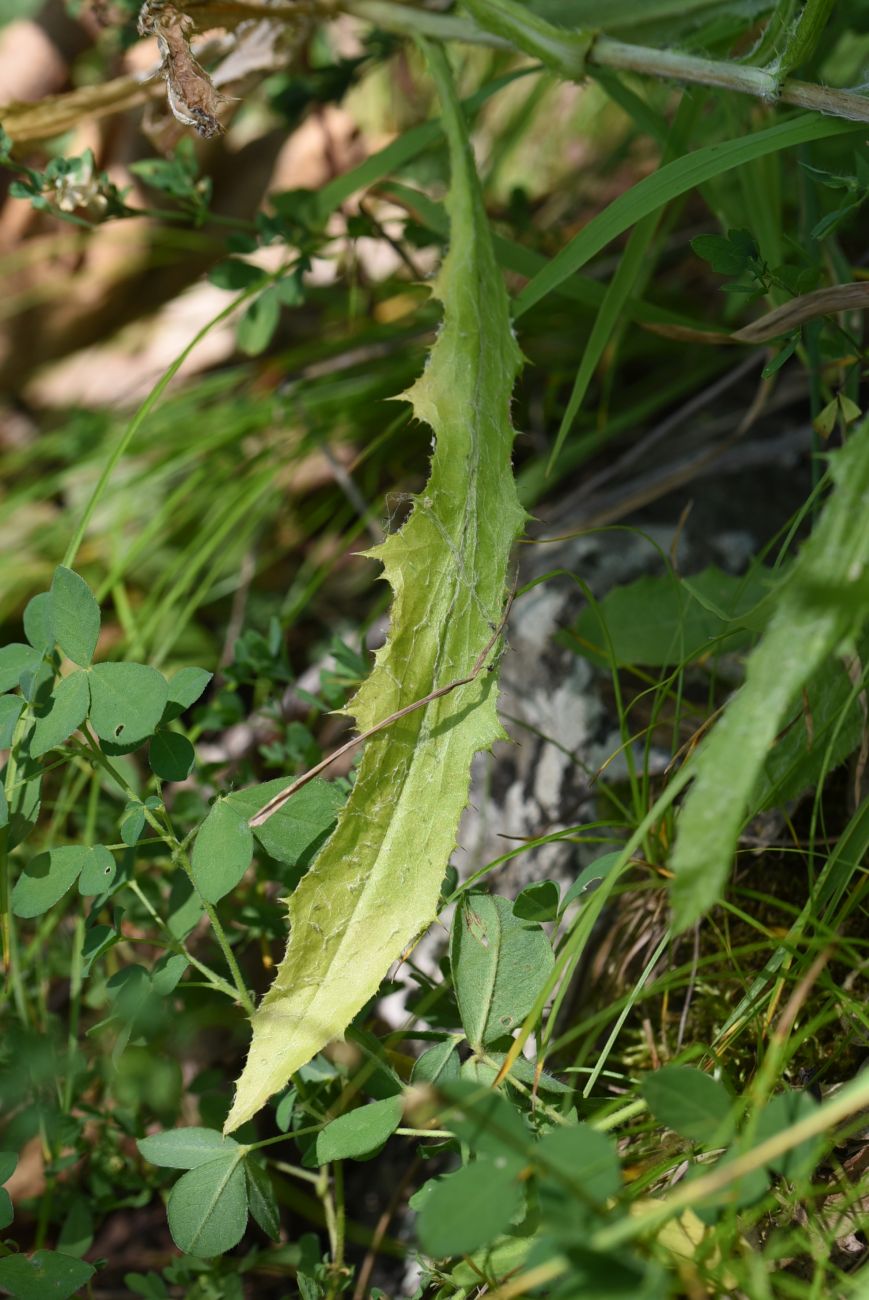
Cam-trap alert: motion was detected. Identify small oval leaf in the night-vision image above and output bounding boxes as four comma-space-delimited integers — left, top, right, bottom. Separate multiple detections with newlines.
315, 1095, 404, 1164
417, 1161, 523, 1259
23, 592, 54, 653
78, 845, 117, 896
138, 1128, 240, 1170
167, 1155, 248, 1257
31, 671, 90, 757
0, 1249, 95, 1300
0, 643, 42, 694
642, 1066, 734, 1145
89, 662, 168, 746
149, 731, 195, 782
12, 846, 89, 918
191, 799, 254, 904
450, 894, 554, 1050
50, 566, 100, 667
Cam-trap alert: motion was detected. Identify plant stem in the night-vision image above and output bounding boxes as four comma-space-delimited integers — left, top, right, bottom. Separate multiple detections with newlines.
1, 711, 32, 1023
77, 726, 255, 1015
339, 1, 869, 124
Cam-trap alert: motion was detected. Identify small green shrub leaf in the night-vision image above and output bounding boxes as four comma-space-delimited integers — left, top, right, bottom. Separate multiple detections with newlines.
560, 852, 623, 913
451, 894, 554, 1051
513, 879, 560, 922
756, 1090, 821, 1181
163, 667, 212, 721
411, 1038, 462, 1086
0, 694, 24, 746
245, 1158, 280, 1239
23, 593, 54, 653
442, 1084, 530, 1175
89, 663, 168, 745
569, 566, 769, 669
315, 1095, 403, 1164
12, 845, 90, 917
417, 1160, 523, 1258
225, 777, 342, 868
50, 566, 100, 667
0, 1152, 14, 1230
137, 1127, 241, 1169
535, 1123, 622, 1201
167, 1154, 248, 1257
237, 286, 280, 356
208, 258, 267, 290
121, 801, 146, 846
671, 422, 869, 928
642, 1066, 734, 1144
0, 643, 43, 694
191, 799, 254, 903
0, 1250, 95, 1300
149, 731, 195, 782
30, 670, 90, 757
78, 845, 117, 896
57, 1197, 93, 1258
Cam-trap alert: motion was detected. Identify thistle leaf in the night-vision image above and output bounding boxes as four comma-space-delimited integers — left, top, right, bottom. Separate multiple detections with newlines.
224, 41, 526, 1132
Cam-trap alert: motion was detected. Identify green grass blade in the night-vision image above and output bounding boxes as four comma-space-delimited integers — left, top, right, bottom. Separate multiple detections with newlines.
224, 43, 526, 1132
513, 113, 861, 319
670, 420, 869, 930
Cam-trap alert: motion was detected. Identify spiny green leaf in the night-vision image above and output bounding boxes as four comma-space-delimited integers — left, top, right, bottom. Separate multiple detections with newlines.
50, 566, 100, 667
12, 845, 90, 917
167, 1154, 248, 1257
451, 894, 554, 1051
89, 662, 168, 746
315, 1095, 404, 1164
225, 43, 525, 1131
191, 798, 254, 904
30, 670, 90, 757
671, 421, 869, 929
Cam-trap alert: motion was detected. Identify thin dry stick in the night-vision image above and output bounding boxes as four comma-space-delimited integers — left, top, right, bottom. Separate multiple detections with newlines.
249, 586, 516, 827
